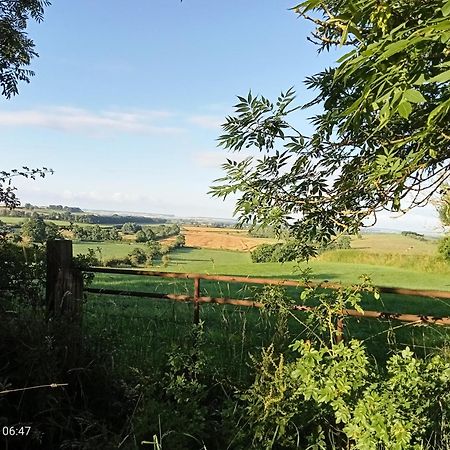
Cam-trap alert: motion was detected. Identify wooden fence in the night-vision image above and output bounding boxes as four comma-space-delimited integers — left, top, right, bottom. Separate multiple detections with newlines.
46, 241, 450, 344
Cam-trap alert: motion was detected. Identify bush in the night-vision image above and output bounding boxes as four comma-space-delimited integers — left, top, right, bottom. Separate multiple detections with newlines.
121, 222, 142, 234
251, 243, 282, 262
401, 230, 427, 241
128, 248, 147, 265
251, 241, 302, 263
135, 230, 148, 242
240, 280, 450, 449
104, 257, 131, 267
0, 241, 46, 304
438, 236, 450, 261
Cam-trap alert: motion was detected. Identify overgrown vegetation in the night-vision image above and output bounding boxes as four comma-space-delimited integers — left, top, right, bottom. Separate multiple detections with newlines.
251, 237, 351, 263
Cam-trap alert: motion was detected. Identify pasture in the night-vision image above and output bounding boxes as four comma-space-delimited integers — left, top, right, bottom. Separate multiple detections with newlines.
79, 232, 450, 380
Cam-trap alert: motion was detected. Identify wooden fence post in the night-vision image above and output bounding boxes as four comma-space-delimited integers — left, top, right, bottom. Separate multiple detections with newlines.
193, 277, 200, 325
46, 240, 83, 364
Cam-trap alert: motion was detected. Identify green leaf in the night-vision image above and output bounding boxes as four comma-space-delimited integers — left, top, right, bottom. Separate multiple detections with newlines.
443, 0, 450, 17
427, 97, 450, 125
378, 39, 409, 60
403, 89, 426, 103
413, 74, 426, 86
398, 101, 412, 118
427, 69, 450, 83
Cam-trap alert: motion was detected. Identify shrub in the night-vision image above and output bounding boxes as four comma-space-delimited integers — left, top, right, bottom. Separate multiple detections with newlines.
135, 230, 148, 242
104, 257, 131, 267
251, 243, 282, 262
128, 248, 147, 265
438, 236, 450, 261
241, 279, 450, 449
121, 222, 142, 234
401, 230, 427, 241
251, 241, 305, 263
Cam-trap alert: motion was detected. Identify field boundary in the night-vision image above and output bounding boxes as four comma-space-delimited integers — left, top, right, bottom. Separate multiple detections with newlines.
84, 267, 450, 334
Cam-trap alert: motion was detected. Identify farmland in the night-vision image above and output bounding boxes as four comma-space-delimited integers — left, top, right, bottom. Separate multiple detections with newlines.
77, 228, 450, 365
75, 229, 450, 291
74, 226, 450, 449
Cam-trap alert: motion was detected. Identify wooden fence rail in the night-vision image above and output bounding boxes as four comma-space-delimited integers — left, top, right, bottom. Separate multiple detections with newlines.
83, 266, 450, 332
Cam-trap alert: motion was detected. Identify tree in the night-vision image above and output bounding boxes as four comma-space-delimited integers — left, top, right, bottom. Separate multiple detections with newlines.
146, 240, 162, 259
22, 216, 60, 243
135, 230, 148, 242
121, 222, 142, 235
0, 0, 51, 99
211, 0, 450, 258
174, 234, 186, 248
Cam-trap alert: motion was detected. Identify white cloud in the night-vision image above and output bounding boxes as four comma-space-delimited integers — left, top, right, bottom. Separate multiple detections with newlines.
0, 106, 184, 135
192, 150, 254, 168
192, 151, 227, 168
187, 114, 224, 129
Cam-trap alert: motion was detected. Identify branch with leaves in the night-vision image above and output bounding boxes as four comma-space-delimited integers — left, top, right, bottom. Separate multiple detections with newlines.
211, 0, 450, 258
0, 167, 53, 209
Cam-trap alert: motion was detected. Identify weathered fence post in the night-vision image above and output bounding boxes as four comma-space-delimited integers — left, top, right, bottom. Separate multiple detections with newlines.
193, 277, 200, 325
46, 240, 83, 364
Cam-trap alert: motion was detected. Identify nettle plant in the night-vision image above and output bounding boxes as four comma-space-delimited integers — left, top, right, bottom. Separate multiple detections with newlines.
243, 278, 450, 449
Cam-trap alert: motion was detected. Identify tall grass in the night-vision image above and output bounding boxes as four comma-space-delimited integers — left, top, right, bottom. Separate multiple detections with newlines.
318, 249, 450, 273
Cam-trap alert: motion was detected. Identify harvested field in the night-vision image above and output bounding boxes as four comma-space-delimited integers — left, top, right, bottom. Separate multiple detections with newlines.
180, 226, 277, 251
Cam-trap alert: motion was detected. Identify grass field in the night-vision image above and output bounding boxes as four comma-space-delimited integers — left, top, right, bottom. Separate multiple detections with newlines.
74, 231, 450, 379
75, 243, 450, 291
350, 233, 439, 255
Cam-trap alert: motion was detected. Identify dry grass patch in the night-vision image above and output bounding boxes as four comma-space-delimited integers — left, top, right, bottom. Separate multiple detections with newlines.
181, 226, 276, 251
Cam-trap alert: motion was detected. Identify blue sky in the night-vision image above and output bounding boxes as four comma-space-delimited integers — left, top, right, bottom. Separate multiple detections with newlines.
0, 0, 443, 232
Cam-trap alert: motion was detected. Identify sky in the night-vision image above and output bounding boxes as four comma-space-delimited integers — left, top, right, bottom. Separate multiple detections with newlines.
0, 0, 444, 233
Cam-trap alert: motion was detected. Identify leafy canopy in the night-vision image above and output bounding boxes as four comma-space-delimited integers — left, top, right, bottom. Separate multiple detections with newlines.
0, 0, 51, 99
211, 0, 450, 257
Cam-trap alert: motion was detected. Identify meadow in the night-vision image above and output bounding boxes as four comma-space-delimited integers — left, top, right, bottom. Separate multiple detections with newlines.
77, 230, 450, 383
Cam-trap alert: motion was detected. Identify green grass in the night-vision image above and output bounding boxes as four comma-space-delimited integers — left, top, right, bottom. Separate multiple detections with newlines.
76, 237, 450, 379
352, 233, 439, 255
76, 244, 450, 291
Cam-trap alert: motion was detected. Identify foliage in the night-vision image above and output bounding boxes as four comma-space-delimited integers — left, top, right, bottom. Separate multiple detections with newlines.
121, 222, 142, 234
0, 0, 51, 98
0, 168, 52, 209
251, 237, 351, 263
438, 184, 450, 226
174, 233, 185, 247
211, 0, 450, 257
73, 248, 102, 286
0, 240, 45, 302
161, 254, 170, 267
241, 278, 450, 449
135, 230, 148, 242
21, 216, 61, 243
130, 323, 229, 450
146, 240, 162, 259
401, 230, 427, 241
439, 235, 450, 260
257, 285, 297, 347
72, 224, 121, 242
0, 307, 129, 449
128, 247, 147, 266
243, 340, 450, 449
